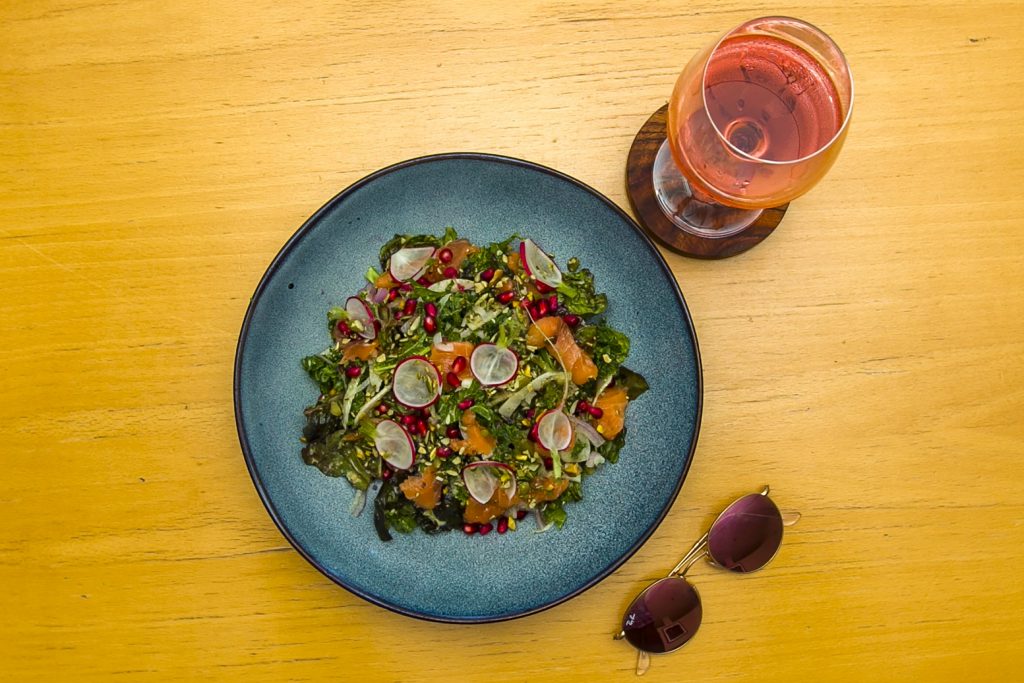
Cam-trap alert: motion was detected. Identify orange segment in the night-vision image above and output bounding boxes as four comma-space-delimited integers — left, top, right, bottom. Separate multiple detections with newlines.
450, 409, 496, 456
593, 385, 628, 439
526, 315, 563, 347
341, 339, 379, 362
375, 271, 400, 289
429, 341, 475, 379
462, 486, 519, 523
520, 475, 570, 505
399, 466, 442, 510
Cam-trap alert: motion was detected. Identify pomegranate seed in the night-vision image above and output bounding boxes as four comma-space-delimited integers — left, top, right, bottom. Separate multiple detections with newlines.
537, 299, 549, 317
425, 302, 438, 317
336, 320, 351, 336
376, 404, 389, 415
417, 276, 431, 286
548, 294, 558, 311
588, 405, 604, 419
497, 517, 509, 534
345, 365, 362, 378
496, 290, 515, 305
535, 281, 552, 294
446, 371, 461, 388
416, 419, 429, 436
478, 522, 493, 536
524, 407, 535, 418
576, 400, 590, 414
438, 247, 454, 264
446, 425, 462, 439
516, 510, 528, 520
563, 314, 581, 327
424, 316, 437, 334
381, 467, 393, 480
528, 422, 539, 442
443, 266, 459, 279
480, 267, 495, 282
400, 414, 416, 427
403, 299, 417, 316
452, 356, 467, 374
457, 398, 475, 410
463, 523, 478, 535
400, 283, 413, 292
530, 303, 542, 320
543, 456, 553, 469
436, 446, 453, 458
387, 289, 400, 302
374, 320, 382, 333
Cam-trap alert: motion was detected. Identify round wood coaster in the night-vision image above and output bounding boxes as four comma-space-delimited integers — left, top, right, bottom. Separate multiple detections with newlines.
626, 104, 789, 259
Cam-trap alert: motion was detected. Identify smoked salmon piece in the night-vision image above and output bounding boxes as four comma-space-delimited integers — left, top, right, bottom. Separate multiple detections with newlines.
526, 316, 598, 385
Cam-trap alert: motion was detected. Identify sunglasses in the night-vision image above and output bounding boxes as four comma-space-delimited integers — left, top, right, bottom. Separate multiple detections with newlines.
615, 486, 800, 673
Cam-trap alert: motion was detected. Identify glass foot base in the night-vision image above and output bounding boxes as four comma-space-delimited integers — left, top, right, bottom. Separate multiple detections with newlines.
652, 140, 762, 239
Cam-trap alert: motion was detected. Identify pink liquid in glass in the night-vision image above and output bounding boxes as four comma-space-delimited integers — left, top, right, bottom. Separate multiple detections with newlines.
670, 33, 846, 207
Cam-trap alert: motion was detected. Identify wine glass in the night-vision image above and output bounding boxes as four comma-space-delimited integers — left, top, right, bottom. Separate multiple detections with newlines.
652, 17, 854, 238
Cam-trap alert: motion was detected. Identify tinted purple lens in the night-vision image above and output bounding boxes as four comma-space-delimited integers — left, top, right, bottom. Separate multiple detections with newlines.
708, 493, 783, 572
622, 578, 702, 653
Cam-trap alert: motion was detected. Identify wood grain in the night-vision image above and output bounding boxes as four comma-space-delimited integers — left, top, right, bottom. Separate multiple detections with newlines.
2, 1, 1023, 680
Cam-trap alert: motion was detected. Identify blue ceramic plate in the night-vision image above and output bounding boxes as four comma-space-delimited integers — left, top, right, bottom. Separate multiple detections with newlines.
234, 153, 701, 623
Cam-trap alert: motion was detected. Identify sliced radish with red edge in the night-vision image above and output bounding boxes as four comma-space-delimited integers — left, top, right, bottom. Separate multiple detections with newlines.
519, 238, 562, 288
536, 409, 573, 451
461, 461, 517, 504
374, 419, 415, 470
345, 296, 377, 340
470, 343, 519, 386
392, 356, 441, 408
389, 246, 436, 282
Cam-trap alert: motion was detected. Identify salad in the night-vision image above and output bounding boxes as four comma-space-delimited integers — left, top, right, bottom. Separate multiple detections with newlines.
299, 228, 648, 541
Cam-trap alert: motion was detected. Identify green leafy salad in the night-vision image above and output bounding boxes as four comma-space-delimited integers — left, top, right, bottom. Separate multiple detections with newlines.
299, 228, 648, 540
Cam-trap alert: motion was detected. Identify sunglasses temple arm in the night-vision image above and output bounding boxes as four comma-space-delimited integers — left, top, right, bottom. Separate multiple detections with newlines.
667, 532, 709, 578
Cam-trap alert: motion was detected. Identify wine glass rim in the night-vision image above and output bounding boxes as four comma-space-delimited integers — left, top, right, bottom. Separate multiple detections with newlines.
700, 15, 856, 167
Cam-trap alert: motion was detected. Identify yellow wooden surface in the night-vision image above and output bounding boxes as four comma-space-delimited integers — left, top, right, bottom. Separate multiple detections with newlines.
3, 0, 1023, 680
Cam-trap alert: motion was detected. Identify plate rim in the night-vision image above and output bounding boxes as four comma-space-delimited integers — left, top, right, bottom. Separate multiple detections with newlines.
232, 152, 703, 623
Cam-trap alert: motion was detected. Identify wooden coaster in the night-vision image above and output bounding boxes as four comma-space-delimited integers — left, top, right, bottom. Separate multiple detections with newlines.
626, 104, 788, 259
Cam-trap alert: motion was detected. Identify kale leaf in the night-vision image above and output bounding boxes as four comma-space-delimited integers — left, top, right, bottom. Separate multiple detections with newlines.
557, 268, 607, 316
301, 430, 376, 490
598, 427, 627, 464
616, 366, 650, 400
302, 351, 343, 393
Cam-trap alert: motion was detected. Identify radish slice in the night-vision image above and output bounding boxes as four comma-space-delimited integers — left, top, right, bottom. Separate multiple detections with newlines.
519, 238, 562, 288
374, 419, 415, 470
470, 343, 518, 386
345, 296, 377, 340
461, 461, 517, 504
392, 356, 441, 408
389, 246, 436, 282
428, 278, 474, 293
536, 409, 573, 451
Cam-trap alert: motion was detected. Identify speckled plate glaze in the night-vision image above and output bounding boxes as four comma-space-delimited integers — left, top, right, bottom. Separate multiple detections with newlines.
233, 153, 702, 623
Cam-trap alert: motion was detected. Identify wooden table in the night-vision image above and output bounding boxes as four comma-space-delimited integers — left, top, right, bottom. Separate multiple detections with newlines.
3, 1, 1022, 680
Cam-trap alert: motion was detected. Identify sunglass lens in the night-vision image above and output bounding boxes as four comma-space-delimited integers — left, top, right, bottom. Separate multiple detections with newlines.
622, 578, 702, 653
708, 493, 784, 572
